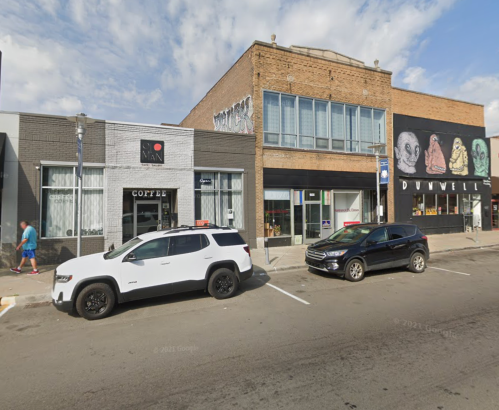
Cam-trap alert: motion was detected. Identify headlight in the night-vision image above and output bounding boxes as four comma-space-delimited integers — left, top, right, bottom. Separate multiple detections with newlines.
326, 250, 347, 257
55, 275, 73, 283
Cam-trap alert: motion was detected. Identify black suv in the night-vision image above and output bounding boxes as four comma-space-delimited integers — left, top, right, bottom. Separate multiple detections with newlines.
305, 223, 429, 282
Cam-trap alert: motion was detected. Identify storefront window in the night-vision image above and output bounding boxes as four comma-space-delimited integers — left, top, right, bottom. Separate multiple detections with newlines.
264, 190, 291, 237
412, 194, 424, 216
41, 166, 104, 238
195, 172, 243, 229
448, 194, 458, 215
425, 194, 437, 215
438, 194, 448, 215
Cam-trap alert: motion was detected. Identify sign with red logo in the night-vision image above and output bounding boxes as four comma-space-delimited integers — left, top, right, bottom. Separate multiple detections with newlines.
195, 220, 210, 227
141, 140, 164, 164
343, 221, 360, 227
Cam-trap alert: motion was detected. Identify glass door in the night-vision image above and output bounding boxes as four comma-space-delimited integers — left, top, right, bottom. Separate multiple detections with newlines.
134, 200, 161, 237
304, 203, 321, 243
492, 200, 499, 230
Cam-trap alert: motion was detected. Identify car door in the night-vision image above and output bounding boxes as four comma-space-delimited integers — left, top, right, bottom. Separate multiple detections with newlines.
362, 227, 392, 270
167, 234, 213, 293
120, 237, 173, 300
387, 226, 411, 266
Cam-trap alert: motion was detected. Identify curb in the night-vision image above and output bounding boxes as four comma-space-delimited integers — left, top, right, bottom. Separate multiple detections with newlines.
431, 243, 499, 255
0, 293, 52, 307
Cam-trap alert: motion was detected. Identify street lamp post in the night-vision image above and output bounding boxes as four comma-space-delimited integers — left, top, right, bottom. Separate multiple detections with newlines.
67, 113, 95, 257
368, 143, 387, 225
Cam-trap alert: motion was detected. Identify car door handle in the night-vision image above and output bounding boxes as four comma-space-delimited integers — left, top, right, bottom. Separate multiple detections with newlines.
204, 256, 213, 259
161, 261, 170, 265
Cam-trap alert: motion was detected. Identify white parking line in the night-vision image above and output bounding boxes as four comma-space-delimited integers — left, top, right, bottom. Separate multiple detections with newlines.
265, 283, 310, 305
0, 303, 16, 319
428, 267, 471, 276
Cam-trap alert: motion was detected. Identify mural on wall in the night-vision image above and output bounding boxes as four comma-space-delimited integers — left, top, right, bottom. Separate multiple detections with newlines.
213, 95, 254, 134
425, 134, 446, 174
393, 114, 488, 179
471, 139, 489, 177
449, 137, 469, 176
394, 131, 420, 174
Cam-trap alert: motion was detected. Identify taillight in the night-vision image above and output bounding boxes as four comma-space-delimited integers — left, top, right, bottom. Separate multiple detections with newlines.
422, 235, 428, 241
243, 246, 251, 256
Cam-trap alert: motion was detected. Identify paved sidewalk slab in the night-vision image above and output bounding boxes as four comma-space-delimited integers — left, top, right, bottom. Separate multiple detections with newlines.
0, 266, 56, 304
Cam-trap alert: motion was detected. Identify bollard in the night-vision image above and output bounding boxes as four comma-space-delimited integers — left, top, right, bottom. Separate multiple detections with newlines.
264, 237, 270, 265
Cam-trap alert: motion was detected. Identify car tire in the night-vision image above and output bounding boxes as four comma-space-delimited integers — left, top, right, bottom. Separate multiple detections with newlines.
344, 259, 365, 282
409, 252, 426, 273
76, 283, 116, 320
208, 268, 238, 299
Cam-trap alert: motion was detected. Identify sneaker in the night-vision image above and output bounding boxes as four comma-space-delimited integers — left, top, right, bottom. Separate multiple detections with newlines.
10, 268, 21, 274
27, 270, 40, 276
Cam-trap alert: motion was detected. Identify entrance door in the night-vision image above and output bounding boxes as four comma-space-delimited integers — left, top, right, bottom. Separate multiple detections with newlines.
304, 203, 321, 243
134, 200, 161, 237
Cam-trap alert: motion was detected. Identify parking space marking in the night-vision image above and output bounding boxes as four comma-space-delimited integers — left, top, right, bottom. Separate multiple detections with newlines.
0, 303, 16, 319
428, 267, 471, 276
265, 283, 310, 305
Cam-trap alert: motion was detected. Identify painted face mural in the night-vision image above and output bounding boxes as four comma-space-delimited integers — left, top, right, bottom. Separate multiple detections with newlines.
395, 132, 420, 174
471, 139, 489, 177
449, 137, 468, 176
424, 134, 446, 174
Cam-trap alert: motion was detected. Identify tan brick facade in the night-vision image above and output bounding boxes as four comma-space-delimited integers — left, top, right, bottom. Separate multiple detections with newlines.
392, 88, 484, 127
181, 40, 485, 246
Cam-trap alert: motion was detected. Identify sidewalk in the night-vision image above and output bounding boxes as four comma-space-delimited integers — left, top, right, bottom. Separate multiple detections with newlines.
251, 230, 499, 273
1, 230, 498, 306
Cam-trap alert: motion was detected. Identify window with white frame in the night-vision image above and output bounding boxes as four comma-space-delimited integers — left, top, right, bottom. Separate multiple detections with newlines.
41, 166, 104, 238
263, 91, 386, 154
194, 172, 243, 229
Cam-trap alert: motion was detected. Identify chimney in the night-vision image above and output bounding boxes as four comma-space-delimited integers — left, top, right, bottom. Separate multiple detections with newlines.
374, 59, 380, 71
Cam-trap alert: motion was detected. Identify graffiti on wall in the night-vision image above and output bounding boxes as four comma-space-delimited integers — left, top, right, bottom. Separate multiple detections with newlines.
213, 95, 254, 134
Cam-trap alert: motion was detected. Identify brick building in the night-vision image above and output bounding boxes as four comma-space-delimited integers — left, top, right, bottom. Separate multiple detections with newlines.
180, 39, 489, 245
0, 112, 256, 266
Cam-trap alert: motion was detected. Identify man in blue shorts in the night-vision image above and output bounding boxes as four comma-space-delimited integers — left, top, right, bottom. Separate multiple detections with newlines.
10, 221, 40, 275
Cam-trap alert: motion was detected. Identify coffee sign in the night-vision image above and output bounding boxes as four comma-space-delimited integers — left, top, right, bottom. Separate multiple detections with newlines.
141, 140, 164, 164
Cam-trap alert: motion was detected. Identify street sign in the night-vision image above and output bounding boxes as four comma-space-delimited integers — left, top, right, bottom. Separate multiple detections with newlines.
77, 137, 83, 178
380, 159, 389, 184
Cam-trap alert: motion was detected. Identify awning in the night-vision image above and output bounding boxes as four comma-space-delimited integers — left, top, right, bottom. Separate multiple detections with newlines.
0, 133, 6, 190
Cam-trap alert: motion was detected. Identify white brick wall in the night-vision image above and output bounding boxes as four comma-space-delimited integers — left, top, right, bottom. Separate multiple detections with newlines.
104, 121, 194, 248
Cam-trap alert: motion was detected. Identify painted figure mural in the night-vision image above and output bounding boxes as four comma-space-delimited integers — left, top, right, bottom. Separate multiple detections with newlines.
471, 138, 489, 177
449, 137, 469, 176
424, 134, 446, 174
395, 131, 420, 174
213, 95, 254, 134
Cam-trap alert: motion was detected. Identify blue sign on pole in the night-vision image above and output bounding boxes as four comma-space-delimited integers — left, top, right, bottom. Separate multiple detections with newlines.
380, 159, 389, 185
77, 137, 83, 179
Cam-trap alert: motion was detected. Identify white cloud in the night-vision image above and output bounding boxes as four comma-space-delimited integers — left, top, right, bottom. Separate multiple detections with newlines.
454, 75, 499, 137
403, 66, 429, 90
0, 0, 457, 124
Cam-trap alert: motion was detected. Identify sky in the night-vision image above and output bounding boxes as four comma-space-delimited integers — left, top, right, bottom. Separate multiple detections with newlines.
0, 0, 498, 136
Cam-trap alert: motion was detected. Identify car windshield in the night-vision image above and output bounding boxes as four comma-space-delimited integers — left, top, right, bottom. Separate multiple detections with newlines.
104, 237, 142, 259
327, 226, 374, 244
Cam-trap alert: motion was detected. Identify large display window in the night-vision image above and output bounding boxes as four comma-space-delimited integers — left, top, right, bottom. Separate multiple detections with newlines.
41, 166, 104, 238
264, 189, 291, 237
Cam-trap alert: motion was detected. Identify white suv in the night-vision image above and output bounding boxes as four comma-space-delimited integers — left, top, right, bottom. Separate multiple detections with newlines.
52, 227, 253, 320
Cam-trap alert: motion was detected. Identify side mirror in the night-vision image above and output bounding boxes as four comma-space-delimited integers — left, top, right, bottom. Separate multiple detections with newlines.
366, 240, 376, 247
126, 252, 137, 262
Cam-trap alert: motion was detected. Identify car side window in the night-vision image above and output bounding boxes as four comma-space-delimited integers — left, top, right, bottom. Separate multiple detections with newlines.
170, 234, 209, 256
366, 228, 388, 245
389, 226, 407, 240
132, 238, 170, 260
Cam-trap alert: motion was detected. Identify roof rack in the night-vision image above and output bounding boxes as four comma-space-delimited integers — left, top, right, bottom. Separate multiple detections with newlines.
160, 224, 232, 235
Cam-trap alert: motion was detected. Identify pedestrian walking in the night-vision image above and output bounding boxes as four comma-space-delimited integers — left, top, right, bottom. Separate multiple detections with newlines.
10, 221, 40, 275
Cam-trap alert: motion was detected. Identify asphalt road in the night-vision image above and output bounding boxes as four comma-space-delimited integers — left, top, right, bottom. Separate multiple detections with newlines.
1, 247, 499, 410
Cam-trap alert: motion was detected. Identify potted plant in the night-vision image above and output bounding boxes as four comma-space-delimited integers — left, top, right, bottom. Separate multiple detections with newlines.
274, 225, 281, 236
265, 212, 270, 230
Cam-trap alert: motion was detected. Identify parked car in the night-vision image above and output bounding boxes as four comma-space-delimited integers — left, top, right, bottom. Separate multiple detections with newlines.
305, 223, 429, 282
52, 226, 253, 320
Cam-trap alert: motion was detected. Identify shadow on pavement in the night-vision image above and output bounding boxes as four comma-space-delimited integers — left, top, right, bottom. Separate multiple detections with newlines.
306, 266, 410, 281
105, 273, 270, 318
